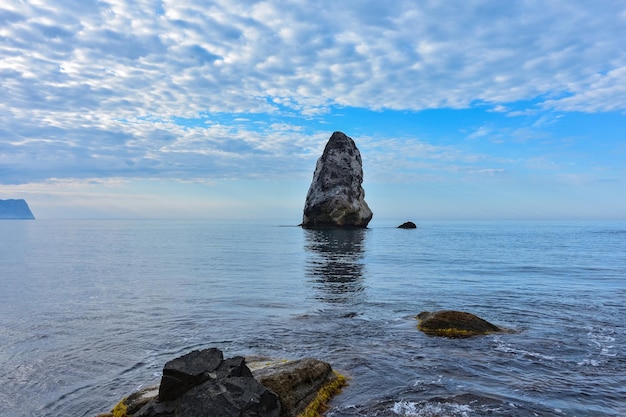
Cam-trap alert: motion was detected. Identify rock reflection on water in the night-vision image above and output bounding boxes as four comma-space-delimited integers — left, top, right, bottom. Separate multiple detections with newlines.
304, 228, 367, 305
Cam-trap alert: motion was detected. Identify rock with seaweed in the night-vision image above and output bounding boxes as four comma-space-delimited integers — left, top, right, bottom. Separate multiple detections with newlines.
97, 349, 347, 417
301, 131, 372, 229
253, 358, 346, 417
416, 310, 502, 338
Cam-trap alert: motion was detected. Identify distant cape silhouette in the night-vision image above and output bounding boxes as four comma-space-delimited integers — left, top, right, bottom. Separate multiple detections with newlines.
0, 199, 35, 219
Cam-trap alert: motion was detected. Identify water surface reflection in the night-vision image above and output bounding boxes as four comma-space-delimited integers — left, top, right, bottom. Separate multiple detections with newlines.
304, 228, 368, 305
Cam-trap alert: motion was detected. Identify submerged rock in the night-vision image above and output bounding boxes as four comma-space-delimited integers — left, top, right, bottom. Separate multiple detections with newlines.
0, 199, 35, 219
397, 221, 417, 229
416, 310, 501, 338
301, 131, 372, 229
97, 349, 346, 417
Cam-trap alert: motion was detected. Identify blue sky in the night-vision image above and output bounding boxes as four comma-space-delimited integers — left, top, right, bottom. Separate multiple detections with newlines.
1, 0, 625, 221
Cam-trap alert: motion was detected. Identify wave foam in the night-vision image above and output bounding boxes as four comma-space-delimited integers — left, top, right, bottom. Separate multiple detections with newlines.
492, 338, 556, 361
392, 400, 472, 417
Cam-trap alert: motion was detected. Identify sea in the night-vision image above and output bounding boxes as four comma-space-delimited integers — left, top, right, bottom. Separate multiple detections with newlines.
0, 219, 624, 417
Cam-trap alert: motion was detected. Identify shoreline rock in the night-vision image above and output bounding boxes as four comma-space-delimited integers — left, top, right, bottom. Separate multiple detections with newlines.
253, 358, 342, 417
301, 132, 372, 229
97, 349, 347, 417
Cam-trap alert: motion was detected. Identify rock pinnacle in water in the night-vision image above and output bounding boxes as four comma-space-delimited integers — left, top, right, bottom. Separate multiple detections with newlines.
301, 131, 373, 228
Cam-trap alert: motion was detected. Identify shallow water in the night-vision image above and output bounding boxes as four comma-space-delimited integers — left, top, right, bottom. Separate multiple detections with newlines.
0, 220, 624, 416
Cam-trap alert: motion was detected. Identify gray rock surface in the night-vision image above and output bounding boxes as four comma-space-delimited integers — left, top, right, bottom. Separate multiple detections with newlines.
302, 132, 372, 228
0, 199, 35, 219
136, 376, 279, 417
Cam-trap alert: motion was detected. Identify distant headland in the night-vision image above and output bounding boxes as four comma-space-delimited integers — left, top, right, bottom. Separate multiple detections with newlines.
0, 199, 35, 219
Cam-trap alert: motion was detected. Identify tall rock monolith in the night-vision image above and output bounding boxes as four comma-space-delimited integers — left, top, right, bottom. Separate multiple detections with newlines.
301, 132, 372, 228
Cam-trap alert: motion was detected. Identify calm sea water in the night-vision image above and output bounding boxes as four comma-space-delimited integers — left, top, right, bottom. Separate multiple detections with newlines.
0, 219, 624, 417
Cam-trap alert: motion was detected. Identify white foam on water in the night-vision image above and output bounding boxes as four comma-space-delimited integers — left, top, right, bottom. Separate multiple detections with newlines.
392, 400, 472, 417
577, 358, 601, 367
578, 326, 618, 366
492, 338, 556, 361
412, 375, 444, 389
587, 327, 616, 356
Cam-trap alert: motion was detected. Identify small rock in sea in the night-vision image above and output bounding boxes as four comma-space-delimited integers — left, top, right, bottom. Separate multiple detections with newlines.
416, 310, 502, 338
301, 131, 373, 229
397, 221, 417, 229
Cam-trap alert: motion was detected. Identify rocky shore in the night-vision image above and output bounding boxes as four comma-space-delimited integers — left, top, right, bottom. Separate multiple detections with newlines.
97, 348, 346, 417
97, 311, 508, 416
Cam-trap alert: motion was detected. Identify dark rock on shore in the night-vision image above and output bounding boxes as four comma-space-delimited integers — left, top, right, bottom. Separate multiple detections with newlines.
416, 310, 502, 338
137, 376, 279, 417
135, 349, 279, 417
97, 349, 346, 417
0, 199, 35, 219
158, 347, 224, 401
301, 131, 372, 229
397, 221, 417, 229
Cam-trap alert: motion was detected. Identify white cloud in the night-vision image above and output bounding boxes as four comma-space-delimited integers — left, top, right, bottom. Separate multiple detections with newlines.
4, 0, 625, 116
1, 0, 625, 192
467, 126, 491, 140
543, 66, 626, 113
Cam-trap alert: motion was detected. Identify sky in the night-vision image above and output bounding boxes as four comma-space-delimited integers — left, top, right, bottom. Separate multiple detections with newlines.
1, 0, 626, 222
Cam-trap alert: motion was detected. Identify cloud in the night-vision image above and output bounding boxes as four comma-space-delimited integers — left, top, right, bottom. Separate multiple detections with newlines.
543, 66, 626, 112
1, 0, 625, 191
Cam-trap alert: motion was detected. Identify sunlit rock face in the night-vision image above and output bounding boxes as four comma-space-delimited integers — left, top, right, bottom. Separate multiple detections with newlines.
301, 132, 373, 229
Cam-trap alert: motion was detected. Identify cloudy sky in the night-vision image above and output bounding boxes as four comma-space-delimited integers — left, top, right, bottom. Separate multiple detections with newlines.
1, 0, 625, 221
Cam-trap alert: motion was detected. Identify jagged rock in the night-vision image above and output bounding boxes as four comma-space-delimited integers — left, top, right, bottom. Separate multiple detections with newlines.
0, 199, 35, 219
397, 221, 417, 229
302, 132, 372, 228
158, 348, 224, 401
98, 349, 346, 417
416, 310, 502, 338
122, 349, 279, 417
